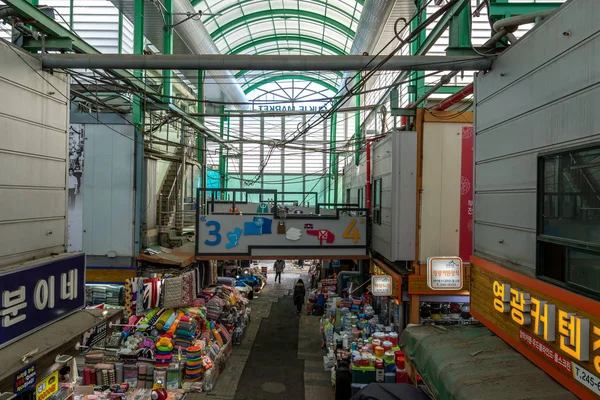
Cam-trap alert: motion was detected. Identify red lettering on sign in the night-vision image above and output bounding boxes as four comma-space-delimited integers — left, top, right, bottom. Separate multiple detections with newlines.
519, 329, 572, 374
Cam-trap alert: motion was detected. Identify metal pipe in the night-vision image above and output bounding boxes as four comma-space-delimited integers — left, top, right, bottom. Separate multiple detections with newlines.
409, 72, 457, 108
337, 259, 367, 297
492, 10, 554, 33
338, 0, 396, 99
433, 82, 473, 111
0, 6, 17, 20
40, 54, 494, 71
170, 0, 248, 108
366, 141, 372, 213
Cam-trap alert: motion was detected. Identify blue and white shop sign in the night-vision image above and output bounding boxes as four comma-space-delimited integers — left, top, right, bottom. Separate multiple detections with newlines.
0, 253, 86, 349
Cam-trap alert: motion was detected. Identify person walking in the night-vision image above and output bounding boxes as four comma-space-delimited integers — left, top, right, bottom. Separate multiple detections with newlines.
293, 278, 306, 315
274, 259, 285, 283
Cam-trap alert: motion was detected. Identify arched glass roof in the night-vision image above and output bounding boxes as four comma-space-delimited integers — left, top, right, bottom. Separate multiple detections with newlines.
193, 0, 363, 97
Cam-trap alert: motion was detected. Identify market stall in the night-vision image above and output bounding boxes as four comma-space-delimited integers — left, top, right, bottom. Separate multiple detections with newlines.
64, 273, 249, 400
318, 290, 406, 398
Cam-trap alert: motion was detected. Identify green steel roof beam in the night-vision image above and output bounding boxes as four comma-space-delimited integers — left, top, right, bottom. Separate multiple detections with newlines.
0, 0, 228, 147
238, 47, 341, 58
243, 75, 338, 94
359, 0, 470, 132
236, 62, 344, 78
230, 34, 346, 55
192, 0, 364, 7
200, 0, 359, 27
163, 0, 173, 102
210, 10, 356, 42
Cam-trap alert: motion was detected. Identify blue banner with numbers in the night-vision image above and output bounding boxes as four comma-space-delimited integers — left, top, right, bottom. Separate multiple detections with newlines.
0, 253, 85, 349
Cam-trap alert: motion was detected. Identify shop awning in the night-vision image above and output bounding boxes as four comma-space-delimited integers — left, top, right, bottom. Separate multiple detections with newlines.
399, 325, 577, 400
0, 309, 122, 392
138, 246, 196, 268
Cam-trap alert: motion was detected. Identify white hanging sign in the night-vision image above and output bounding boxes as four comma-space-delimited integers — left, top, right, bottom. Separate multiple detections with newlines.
427, 257, 463, 290
372, 275, 393, 297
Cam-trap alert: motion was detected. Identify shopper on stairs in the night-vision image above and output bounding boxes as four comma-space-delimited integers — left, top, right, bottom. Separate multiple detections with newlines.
293, 279, 306, 315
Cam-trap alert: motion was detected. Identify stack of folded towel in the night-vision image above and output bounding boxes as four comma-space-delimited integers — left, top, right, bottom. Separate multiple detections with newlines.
174, 316, 196, 351
91, 286, 106, 304
185, 345, 204, 381
106, 286, 123, 306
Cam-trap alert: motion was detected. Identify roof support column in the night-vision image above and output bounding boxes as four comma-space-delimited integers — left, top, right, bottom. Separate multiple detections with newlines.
329, 111, 339, 205
163, 0, 173, 102
447, 0, 472, 55
225, 111, 231, 191
198, 70, 206, 208
118, 10, 123, 54
410, 0, 426, 105
355, 75, 361, 166
69, 0, 74, 30
219, 105, 226, 197
133, 0, 145, 255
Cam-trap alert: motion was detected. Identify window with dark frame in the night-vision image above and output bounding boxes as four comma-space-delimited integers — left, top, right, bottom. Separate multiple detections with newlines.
537, 145, 600, 299
373, 179, 382, 224
358, 188, 363, 208
346, 188, 351, 204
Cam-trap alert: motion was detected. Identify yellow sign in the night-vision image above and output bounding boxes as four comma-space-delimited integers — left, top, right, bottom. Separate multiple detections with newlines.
492, 281, 599, 368
36, 371, 58, 400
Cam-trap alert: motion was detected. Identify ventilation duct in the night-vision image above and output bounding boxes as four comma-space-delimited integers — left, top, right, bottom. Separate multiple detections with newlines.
172, 0, 249, 109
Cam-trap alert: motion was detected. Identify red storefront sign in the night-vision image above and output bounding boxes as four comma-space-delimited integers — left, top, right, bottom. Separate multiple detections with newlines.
519, 329, 572, 375
459, 126, 474, 261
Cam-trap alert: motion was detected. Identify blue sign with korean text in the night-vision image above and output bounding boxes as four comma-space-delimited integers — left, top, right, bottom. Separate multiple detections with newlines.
14, 363, 36, 394
331, 260, 340, 268
0, 253, 85, 349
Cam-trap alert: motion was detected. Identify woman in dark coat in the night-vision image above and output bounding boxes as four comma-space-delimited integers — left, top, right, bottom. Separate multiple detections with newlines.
293, 279, 306, 315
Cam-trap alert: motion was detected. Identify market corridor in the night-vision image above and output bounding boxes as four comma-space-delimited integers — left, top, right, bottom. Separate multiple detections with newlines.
192, 269, 334, 400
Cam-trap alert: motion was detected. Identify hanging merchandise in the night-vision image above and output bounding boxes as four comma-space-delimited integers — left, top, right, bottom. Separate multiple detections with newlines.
163, 276, 184, 309
256, 202, 269, 214
74, 273, 251, 398
277, 221, 286, 234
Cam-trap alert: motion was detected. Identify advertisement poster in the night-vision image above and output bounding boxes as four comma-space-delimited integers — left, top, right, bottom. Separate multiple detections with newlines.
68, 124, 85, 252
36, 371, 58, 400
14, 364, 36, 394
459, 125, 474, 261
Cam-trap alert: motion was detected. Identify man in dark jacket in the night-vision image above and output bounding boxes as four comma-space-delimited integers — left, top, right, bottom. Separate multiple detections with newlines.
274, 259, 285, 283
293, 279, 306, 315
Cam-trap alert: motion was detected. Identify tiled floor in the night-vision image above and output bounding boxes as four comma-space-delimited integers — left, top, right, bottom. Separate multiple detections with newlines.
190, 267, 333, 400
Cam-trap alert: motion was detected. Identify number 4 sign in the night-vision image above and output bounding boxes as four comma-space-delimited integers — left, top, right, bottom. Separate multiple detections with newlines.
343, 219, 361, 243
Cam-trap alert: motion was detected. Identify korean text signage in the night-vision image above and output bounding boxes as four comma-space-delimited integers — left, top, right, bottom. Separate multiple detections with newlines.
427, 257, 463, 290
36, 371, 58, 400
459, 125, 474, 261
372, 261, 401, 299
0, 253, 85, 349
14, 364, 36, 394
196, 214, 367, 257
489, 277, 600, 397
372, 275, 393, 297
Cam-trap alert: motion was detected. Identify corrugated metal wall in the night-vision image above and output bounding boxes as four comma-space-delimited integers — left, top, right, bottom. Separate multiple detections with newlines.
81, 122, 135, 259
0, 40, 69, 267
419, 121, 467, 263
474, 0, 599, 272
343, 132, 416, 262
